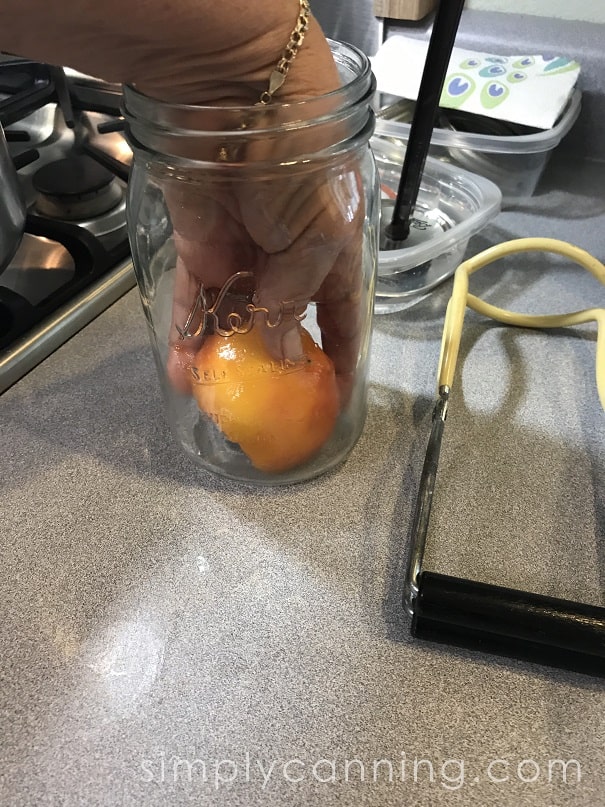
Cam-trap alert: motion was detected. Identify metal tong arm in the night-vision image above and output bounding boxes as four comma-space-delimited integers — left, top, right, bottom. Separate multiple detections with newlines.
404, 383, 449, 616
438, 237, 605, 409
405, 238, 605, 674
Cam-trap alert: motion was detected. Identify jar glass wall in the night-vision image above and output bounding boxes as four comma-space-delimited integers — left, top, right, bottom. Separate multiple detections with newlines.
124, 41, 378, 484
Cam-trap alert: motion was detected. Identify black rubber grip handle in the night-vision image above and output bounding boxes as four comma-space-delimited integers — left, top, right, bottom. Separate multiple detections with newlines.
413, 572, 605, 677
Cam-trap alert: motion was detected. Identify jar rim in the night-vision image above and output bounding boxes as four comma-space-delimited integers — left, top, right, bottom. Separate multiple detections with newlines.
122, 39, 373, 136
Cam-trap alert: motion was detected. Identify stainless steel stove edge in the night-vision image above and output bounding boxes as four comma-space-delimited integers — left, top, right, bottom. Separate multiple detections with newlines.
0, 259, 135, 394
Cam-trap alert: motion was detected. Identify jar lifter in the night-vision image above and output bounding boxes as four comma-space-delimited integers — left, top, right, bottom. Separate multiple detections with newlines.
405, 237, 605, 677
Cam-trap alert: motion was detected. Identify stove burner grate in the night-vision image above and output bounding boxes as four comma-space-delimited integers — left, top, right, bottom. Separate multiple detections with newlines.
0, 58, 133, 392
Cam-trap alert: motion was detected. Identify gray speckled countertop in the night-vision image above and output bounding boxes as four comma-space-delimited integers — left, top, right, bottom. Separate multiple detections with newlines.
2, 145, 605, 805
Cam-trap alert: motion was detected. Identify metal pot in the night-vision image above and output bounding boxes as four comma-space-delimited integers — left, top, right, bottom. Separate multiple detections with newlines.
0, 122, 26, 273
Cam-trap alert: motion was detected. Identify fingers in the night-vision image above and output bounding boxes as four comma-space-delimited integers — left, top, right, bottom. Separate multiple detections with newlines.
160, 153, 366, 409
238, 160, 365, 396
253, 231, 339, 364
162, 182, 257, 392
166, 255, 205, 394
314, 169, 365, 386
316, 239, 365, 407
167, 181, 253, 284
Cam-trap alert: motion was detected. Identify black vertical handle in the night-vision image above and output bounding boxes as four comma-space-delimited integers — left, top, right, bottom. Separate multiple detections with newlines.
386, 0, 465, 243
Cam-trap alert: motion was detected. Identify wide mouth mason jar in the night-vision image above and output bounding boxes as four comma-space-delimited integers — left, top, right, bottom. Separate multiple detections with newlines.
123, 40, 378, 485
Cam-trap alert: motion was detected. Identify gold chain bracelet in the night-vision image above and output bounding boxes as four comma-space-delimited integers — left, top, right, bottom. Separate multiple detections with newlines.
215, 0, 311, 161
258, 0, 311, 105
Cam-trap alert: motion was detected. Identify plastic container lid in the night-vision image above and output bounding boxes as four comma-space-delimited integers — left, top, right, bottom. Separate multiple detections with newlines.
374, 88, 581, 155
374, 136, 502, 279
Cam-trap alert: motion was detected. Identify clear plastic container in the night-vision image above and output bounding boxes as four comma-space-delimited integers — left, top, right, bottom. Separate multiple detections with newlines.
373, 137, 501, 314
374, 89, 581, 204
124, 41, 379, 485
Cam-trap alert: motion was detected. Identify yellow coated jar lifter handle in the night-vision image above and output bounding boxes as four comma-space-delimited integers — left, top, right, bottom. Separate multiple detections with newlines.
438, 237, 605, 410
404, 238, 605, 678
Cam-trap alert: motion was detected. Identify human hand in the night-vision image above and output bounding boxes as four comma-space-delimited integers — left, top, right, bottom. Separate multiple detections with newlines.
155, 18, 366, 406
164, 159, 364, 406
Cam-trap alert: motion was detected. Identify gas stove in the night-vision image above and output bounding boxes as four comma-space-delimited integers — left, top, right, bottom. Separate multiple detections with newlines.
0, 59, 134, 393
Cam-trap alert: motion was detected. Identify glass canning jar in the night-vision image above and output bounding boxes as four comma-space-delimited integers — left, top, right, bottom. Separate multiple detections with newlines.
123, 41, 378, 484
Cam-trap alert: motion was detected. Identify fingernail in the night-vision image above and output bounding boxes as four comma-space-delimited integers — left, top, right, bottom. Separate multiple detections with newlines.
281, 327, 304, 362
